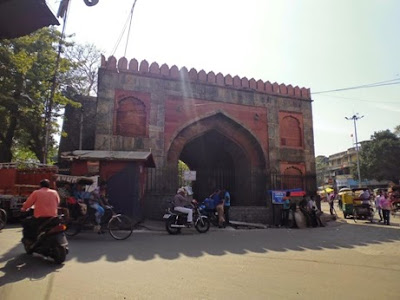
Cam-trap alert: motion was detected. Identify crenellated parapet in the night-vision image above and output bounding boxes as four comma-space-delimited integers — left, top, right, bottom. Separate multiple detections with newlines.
100, 55, 311, 100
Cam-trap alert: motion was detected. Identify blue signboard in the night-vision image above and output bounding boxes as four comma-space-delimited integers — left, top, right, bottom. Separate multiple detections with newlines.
270, 188, 303, 204
271, 190, 286, 204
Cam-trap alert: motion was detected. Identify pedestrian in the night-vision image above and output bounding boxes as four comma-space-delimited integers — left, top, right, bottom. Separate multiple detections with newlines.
281, 191, 291, 227
328, 192, 335, 215
315, 193, 322, 211
375, 190, 383, 222
210, 189, 225, 228
380, 191, 392, 225
222, 188, 231, 225
299, 195, 312, 227
308, 196, 324, 227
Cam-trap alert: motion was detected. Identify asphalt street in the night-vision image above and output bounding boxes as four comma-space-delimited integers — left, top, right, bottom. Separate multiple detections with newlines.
1, 205, 400, 300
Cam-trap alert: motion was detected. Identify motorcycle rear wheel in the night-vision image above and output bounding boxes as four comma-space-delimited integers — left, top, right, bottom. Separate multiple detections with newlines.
166, 217, 181, 235
195, 217, 210, 233
52, 245, 67, 264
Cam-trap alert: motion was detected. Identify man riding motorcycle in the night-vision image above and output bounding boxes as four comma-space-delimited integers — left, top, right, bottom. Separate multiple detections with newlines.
21, 179, 60, 242
173, 187, 196, 225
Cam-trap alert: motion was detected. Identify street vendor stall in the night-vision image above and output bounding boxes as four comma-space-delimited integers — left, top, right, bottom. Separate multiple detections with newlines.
60, 150, 155, 219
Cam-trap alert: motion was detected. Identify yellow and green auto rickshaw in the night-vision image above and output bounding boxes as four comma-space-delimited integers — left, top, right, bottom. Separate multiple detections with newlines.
338, 187, 353, 218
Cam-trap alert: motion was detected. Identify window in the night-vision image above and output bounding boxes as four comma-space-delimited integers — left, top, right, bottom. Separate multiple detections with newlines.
280, 116, 302, 147
116, 97, 146, 137
282, 166, 303, 190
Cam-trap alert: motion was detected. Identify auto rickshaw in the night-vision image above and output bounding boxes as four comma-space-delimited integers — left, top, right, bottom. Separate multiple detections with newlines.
338, 188, 353, 218
351, 187, 374, 222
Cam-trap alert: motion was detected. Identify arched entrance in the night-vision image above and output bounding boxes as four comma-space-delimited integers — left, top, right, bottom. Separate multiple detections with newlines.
167, 113, 267, 205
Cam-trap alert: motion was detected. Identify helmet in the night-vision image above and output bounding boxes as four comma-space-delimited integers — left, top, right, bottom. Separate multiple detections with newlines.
177, 187, 186, 194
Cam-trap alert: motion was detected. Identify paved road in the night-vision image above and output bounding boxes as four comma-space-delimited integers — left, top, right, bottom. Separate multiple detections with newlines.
1, 213, 400, 300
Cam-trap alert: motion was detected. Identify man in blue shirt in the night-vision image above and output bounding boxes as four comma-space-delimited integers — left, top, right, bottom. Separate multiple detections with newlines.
281, 191, 291, 227
210, 189, 225, 227
222, 188, 231, 225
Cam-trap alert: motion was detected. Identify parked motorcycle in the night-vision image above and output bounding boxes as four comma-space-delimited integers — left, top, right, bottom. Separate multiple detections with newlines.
21, 216, 69, 264
163, 202, 210, 234
199, 204, 219, 227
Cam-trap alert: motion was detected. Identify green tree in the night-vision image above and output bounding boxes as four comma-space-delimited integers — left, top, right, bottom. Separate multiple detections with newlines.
0, 27, 84, 163
394, 125, 400, 137
358, 130, 400, 183
178, 160, 190, 187
315, 155, 328, 187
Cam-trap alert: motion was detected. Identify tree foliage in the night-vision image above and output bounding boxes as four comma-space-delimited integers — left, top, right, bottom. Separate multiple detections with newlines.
394, 125, 400, 138
315, 155, 329, 187
358, 130, 400, 183
0, 27, 100, 163
64, 43, 101, 96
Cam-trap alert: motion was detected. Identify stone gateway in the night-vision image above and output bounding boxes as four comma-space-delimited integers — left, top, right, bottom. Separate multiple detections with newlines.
60, 56, 316, 223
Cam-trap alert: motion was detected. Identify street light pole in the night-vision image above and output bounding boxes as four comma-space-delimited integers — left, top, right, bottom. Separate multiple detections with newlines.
345, 114, 364, 187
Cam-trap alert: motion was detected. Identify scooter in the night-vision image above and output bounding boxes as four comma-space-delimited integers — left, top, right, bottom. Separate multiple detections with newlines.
21, 216, 69, 264
163, 202, 210, 234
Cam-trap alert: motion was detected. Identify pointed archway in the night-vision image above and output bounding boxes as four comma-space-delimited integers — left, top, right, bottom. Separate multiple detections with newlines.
167, 113, 267, 205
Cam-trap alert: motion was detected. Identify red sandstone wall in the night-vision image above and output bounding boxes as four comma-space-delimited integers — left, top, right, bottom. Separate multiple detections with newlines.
280, 162, 306, 175
113, 90, 151, 137
279, 111, 304, 150
164, 97, 269, 153
101, 56, 311, 100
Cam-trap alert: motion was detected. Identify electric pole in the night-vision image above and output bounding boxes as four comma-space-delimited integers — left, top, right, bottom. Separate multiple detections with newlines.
345, 114, 364, 187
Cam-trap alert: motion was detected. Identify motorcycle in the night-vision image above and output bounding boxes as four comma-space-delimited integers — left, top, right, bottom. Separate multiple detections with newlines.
163, 202, 210, 234
21, 216, 69, 264
199, 204, 219, 227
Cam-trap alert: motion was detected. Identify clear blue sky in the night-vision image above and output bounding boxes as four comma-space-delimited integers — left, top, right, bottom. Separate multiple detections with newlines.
48, 0, 400, 157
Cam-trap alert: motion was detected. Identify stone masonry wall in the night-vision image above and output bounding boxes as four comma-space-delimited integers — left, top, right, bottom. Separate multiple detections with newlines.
96, 55, 316, 178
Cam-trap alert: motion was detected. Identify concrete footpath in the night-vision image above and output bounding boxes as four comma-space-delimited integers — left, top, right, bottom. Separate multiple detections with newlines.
136, 201, 400, 232
135, 219, 268, 232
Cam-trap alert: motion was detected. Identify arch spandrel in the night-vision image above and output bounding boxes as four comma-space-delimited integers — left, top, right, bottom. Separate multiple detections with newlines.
166, 112, 267, 170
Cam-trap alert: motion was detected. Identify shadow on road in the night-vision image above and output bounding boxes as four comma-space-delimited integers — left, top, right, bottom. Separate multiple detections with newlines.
0, 252, 63, 287
52, 221, 400, 262
1, 221, 399, 267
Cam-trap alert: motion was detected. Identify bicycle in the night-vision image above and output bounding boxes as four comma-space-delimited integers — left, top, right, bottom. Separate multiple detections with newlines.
64, 205, 133, 240
0, 208, 7, 230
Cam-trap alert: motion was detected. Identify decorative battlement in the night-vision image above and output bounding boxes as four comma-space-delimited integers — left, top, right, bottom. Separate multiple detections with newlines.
100, 55, 311, 100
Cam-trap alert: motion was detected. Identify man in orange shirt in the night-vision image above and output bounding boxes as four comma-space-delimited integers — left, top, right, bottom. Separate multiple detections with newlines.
21, 179, 60, 240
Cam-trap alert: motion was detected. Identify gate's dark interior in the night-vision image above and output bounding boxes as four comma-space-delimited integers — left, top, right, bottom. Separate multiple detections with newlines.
179, 130, 251, 205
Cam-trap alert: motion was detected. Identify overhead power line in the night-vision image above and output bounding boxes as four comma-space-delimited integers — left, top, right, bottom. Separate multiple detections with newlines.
111, 0, 138, 57
312, 78, 400, 95
316, 94, 400, 104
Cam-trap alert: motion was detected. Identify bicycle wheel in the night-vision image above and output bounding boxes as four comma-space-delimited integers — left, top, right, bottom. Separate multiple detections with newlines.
108, 214, 133, 240
0, 208, 7, 230
65, 221, 81, 236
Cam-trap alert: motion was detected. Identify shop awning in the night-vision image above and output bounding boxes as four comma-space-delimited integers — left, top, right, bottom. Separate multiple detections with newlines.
61, 150, 156, 168
0, 0, 59, 39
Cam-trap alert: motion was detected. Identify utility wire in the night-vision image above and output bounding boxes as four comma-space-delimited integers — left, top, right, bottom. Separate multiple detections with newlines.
124, 0, 138, 57
316, 93, 400, 104
111, 0, 138, 57
111, 14, 131, 56
312, 78, 400, 95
